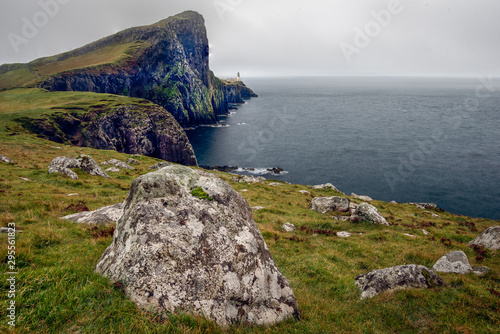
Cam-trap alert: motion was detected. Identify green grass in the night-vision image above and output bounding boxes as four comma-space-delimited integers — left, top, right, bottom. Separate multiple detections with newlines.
191, 187, 213, 201
0, 91, 498, 333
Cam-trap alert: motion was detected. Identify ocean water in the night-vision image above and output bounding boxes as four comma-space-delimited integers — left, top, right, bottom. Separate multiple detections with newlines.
186, 77, 500, 219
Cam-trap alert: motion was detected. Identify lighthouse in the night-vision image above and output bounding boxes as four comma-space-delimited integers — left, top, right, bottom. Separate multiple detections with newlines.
237, 72, 240, 81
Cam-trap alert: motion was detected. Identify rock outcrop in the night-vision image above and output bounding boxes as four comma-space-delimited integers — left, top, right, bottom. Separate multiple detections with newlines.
309, 197, 350, 214
75, 155, 110, 179
48, 155, 109, 179
355, 265, 445, 299
25, 104, 198, 166
61, 203, 123, 224
95, 165, 299, 326
468, 226, 500, 250
352, 203, 389, 225
108, 159, 135, 170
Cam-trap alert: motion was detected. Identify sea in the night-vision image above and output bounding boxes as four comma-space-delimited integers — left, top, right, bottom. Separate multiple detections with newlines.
186, 77, 500, 220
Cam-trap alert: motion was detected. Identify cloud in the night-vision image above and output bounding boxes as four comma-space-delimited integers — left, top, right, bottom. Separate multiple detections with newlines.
1, 0, 499, 77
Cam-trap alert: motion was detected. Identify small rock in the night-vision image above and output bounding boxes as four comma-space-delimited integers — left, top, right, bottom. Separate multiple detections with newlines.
267, 167, 284, 174
251, 206, 265, 211
67, 193, 79, 197
421, 229, 429, 235
410, 202, 438, 210
148, 162, 170, 170
51, 146, 62, 149
75, 155, 110, 179
468, 226, 500, 250
332, 216, 351, 222
309, 196, 350, 214
268, 182, 283, 186
351, 193, 373, 202
106, 167, 121, 173
431, 251, 473, 274
472, 267, 491, 276
390, 200, 398, 204
432, 213, 440, 218
108, 159, 135, 170
402, 233, 416, 238
355, 265, 445, 299
0, 154, 14, 163
232, 175, 266, 184
126, 158, 141, 165
282, 223, 297, 232
240, 189, 248, 192
20, 177, 31, 181
299, 190, 309, 194
337, 231, 351, 238
311, 183, 343, 193
352, 203, 389, 225
61, 203, 123, 224
100, 161, 110, 166
48, 166, 79, 180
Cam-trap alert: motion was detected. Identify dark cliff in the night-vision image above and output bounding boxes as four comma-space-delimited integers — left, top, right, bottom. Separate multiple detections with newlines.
18, 93, 197, 166
0, 11, 257, 127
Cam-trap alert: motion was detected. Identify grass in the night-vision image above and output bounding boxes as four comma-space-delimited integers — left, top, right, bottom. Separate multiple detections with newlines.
0, 90, 498, 333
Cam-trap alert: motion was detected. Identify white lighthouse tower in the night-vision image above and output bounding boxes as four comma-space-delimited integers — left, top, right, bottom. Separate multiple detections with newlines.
237, 72, 241, 81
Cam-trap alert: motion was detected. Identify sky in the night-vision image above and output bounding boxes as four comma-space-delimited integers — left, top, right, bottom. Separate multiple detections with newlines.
1, 0, 499, 78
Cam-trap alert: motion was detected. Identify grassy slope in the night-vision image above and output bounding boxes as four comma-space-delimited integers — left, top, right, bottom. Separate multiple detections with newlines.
0, 92, 499, 333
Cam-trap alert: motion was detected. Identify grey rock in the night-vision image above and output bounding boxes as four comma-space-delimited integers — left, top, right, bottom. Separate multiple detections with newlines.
298, 190, 309, 194
468, 226, 500, 250
268, 182, 283, 186
100, 161, 110, 166
432, 251, 473, 274
108, 159, 135, 170
472, 267, 491, 276
48, 166, 79, 180
410, 202, 438, 210
351, 193, 373, 202
61, 203, 123, 224
251, 206, 265, 211
309, 197, 350, 214
127, 158, 141, 165
282, 223, 297, 232
355, 265, 445, 299
49, 156, 80, 169
337, 231, 351, 238
390, 200, 398, 204
0, 154, 14, 163
422, 229, 430, 236
105, 167, 122, 173
148, 162, 170, 170
232, 175, 266, 184
95, 165, 299, 326
311, 183, 344, 194
75, 155, 110, 178
352, 203, 389, 225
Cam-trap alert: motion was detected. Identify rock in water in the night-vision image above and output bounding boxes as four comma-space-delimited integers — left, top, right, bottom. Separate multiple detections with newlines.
431, 251, 473, 274
468, 226, 500, 250
309, 197, 350, 214
353, 203, 389, 225
355, 265, 445, 299
95, 165, 299, 326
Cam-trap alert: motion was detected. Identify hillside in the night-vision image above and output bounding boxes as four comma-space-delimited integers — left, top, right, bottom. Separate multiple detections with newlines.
0, 11, 257, 127
0, 115, 498, 332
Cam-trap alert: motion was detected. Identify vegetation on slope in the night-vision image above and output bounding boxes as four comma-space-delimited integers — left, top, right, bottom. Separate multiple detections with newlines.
0, 106, 498, 333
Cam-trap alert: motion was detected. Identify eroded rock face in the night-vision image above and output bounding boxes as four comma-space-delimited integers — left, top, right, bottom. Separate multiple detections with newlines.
309, 197, 350, 214
353, 203, 389, 225
468, 226, 500, 250
95, 165, 299, 326
355, 265, 445, 299
431, 251, 473, 274
61, 203, 123, 224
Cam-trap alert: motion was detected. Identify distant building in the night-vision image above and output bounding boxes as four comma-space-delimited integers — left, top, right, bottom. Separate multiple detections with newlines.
224, 73, 242, 83
237, 72, 241, 81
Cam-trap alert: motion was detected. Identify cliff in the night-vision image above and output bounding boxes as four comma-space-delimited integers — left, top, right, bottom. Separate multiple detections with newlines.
0, 11, 257, 127
7, 88, 197, 166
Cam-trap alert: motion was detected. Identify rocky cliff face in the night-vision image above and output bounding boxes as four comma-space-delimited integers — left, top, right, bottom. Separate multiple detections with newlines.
21, 103, 197, 166
34, 11, 256, 126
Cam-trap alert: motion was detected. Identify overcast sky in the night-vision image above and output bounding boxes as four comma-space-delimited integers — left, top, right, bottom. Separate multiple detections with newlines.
1, 0, 499, 77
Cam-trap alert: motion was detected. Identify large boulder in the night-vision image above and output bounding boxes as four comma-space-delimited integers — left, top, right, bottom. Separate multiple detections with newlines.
355, 265, 445, 299
48, 156, 81, 180
468, 226, 500, 250
95, 165, 299, 326
352, 202, 389, 225
309, 197, 350, 214
61, 203, 123, 224
431, 251, 473, 274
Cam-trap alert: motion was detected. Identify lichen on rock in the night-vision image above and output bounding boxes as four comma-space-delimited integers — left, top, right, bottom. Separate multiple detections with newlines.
95, 165, 299, 326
